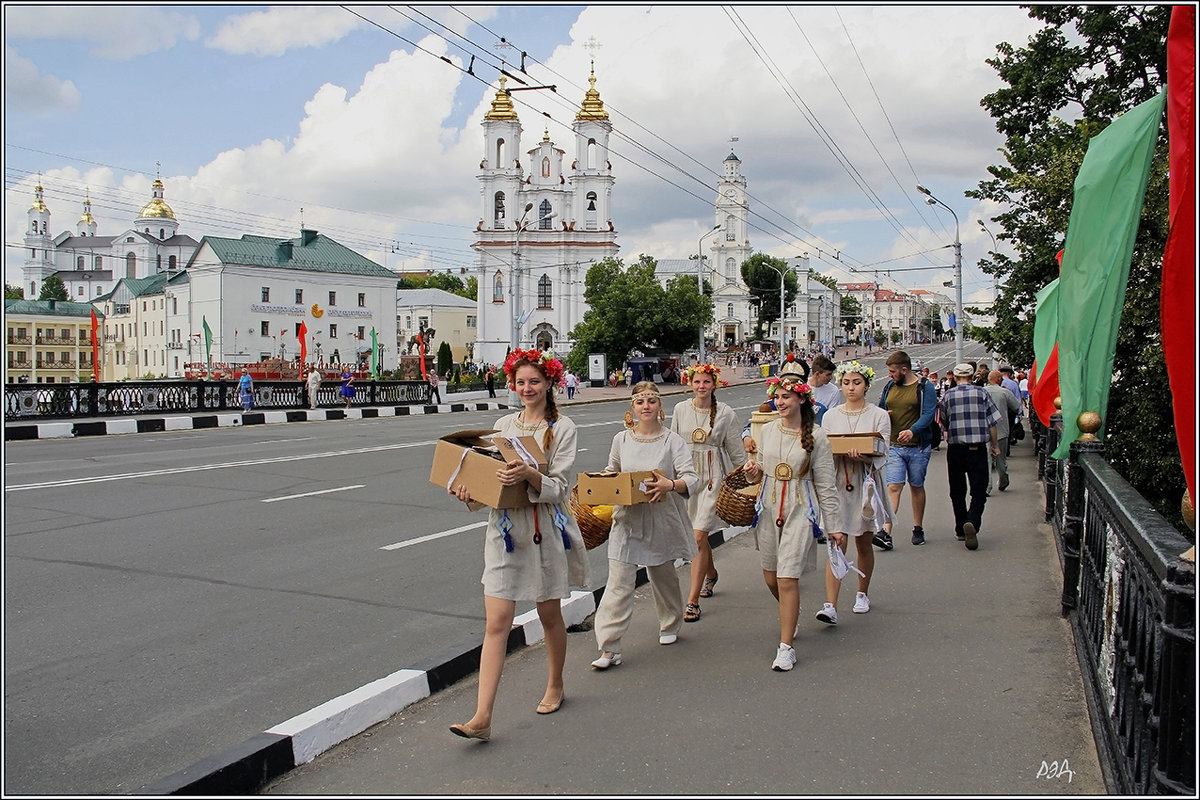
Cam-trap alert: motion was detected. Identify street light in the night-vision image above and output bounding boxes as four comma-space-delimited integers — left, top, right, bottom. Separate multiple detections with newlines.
978, 219, 998, 305
697, 224, 721, 363
761, 262, 787, 360
917, 184, 964, 365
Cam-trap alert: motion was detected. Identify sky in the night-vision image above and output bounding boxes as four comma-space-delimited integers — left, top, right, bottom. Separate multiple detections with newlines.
4, 4, 1047, 315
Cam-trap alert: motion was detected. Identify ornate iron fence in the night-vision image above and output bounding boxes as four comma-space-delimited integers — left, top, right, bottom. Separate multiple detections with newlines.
4, 379, 433, 420
1044, 416, 1195, 795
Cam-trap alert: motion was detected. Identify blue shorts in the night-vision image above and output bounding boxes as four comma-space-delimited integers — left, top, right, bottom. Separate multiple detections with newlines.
886, 444, 931, 487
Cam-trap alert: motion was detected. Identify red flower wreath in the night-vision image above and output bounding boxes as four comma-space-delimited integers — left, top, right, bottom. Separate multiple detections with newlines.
503, 348, 566, 388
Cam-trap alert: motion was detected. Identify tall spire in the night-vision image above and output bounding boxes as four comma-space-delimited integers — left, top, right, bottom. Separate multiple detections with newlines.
485, 75, 518, 120
575, 61, 608, 121
30, 173, 48, 213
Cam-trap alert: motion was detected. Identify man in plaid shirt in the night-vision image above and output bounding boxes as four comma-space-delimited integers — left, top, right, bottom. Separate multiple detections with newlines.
938, 363, 1002, 550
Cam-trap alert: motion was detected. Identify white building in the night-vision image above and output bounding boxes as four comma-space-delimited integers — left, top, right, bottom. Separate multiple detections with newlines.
473, 65, 620, 365
22, 176, 199, 302
397, 288, 477, 364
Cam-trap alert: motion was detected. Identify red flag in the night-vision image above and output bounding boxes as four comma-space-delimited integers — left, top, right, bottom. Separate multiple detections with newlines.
417, 333, 427, 379
1031, 343, 1061, 427
1162, 5, 1196, 504
89, 310, 100, 382
298, 321, 308, 367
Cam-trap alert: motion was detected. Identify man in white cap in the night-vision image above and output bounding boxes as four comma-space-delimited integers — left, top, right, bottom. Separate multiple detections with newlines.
938, 363, 1002, 550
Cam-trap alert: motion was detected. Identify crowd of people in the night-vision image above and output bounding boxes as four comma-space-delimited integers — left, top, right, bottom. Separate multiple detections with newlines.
444, 348, 1022, 741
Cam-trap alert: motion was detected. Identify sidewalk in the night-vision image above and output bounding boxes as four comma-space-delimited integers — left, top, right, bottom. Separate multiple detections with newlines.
250, 438, 1104, 795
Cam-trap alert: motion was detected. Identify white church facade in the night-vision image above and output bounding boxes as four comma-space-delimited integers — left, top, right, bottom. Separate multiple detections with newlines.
472, 66, 619, 366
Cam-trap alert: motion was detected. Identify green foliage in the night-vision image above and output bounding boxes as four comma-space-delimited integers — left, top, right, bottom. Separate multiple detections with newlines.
397, 272, 475, 300
436, 341, 453, 377
5, 284, 24, 300
567, 255, 712, 372
839, 295, 862, 337
740, 254, 797, 337
37, 275, 69, 301
811, 272, 838, 291
972, 5, 1184, 529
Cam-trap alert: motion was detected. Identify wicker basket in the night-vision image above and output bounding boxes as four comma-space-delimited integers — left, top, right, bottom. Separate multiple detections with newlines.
715, 463, 763, 527
570, 485, 612, 550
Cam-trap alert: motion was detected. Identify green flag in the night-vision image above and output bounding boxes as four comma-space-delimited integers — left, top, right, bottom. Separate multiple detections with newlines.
1032, 278, 1060, 370
202, 316, 213, 371
1052, 92, 1164, 459
369, 328, 380, 377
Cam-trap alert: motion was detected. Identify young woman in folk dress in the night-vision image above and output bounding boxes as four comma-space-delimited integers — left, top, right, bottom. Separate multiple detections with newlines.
743, 376, 840, 672
590, 382, 699, 670
448, 349, 590, 741
669, 363, 747, 623
817, 361, 892, 624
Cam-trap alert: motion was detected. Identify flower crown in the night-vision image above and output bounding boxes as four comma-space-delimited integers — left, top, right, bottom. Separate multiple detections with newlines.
833, 360, 875, 386
503, 348, 565, 388
683, 363, 721, 382
766, 376, 815, 403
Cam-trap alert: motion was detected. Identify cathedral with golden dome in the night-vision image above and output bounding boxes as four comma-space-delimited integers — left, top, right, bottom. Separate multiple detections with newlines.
21, 172, 199, 303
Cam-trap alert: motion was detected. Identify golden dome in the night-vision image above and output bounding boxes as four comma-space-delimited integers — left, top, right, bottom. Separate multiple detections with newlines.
79, 193, 95, 225
30, 183, 48, 213
485, 76, 518, 120
139, 178, 176, 219
575, 64, 608, 121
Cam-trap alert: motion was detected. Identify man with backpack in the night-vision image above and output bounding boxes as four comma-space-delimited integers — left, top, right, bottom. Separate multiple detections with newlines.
876, 351, 939, 547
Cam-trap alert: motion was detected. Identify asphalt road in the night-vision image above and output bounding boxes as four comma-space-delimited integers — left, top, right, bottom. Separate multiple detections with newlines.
2, 342, 975, 794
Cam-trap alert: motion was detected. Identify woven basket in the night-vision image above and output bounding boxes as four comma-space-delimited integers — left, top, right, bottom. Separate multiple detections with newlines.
715, 463, 763, 527
570, 485, 612, 550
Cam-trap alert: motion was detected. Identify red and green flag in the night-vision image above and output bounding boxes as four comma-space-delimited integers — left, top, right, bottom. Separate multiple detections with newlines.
202, 316, 213, 372
1052, 91, 1165, 459
89, 309, 101, 382
1030, 277, 1061, 427
1162, 5, 1196, 505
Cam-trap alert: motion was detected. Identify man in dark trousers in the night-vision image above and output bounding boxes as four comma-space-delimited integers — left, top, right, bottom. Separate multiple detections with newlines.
938, 363, 1002, 551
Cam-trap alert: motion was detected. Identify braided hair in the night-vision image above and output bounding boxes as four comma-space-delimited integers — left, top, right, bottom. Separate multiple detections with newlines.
799, 400, 816, 452
543, 390, 559, 451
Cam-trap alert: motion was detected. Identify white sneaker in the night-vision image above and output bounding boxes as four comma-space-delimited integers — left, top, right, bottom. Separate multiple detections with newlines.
853, 592, 870, 614
771, 642, 796, 672
659, 633, 677, 646
815, 603, 839, 625
591, 652, 622, 669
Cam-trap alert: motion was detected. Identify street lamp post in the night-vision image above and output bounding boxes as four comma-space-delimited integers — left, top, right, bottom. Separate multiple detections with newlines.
978, 219, 998, 306
917, 185, 964, 365
762, 263, 787, 359
697, 224, 721, 363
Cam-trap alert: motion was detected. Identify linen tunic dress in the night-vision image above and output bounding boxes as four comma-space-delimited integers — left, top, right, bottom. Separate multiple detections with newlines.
604, 428, 699, 566
749, 420, 840, 578
821, 404, 893, 536
670, 399, 748, 532
480, 413, 591, 602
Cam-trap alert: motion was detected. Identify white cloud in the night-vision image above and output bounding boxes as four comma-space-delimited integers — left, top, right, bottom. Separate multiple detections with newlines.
3, 6, 201, 59
207, 6, 364, 56
4, 46, 80, 113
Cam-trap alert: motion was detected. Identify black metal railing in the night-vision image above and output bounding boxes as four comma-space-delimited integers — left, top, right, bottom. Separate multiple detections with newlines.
1044, 418, 1195, 795
4, 379, 435, 420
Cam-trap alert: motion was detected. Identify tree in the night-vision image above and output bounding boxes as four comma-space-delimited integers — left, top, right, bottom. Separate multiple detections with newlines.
970, 5, 1181, 527
397, 272, 475, 300
5, 284, 24, 300
566, 255, 711, 374
840, 295, 863, 340
37, 275, 68, 301
740, 254, 797, 340
436, 341, 453, 377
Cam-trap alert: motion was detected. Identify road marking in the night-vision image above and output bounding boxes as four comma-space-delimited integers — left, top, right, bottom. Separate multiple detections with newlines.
380, 521, 487, 550
262, 484, 364, 503
3, 439, 437, 492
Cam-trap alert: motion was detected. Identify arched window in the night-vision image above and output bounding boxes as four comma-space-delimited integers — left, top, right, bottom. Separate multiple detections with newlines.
156, 254, 162, 272
76, 256, 84, 270
168, 255, 177, 270
539, 199, 552, 229
494, 191, 506, 223
493, 270, 504, 302
541, 157, 550, 178
494, 137, 506, 169
727, 303, 734, 318
725, 215, 736, 240
538, 274, 552, 309
725, 257, 737, 282
586, 138, 597, 169
159, 228, 165, 239
125, 252, 136, 279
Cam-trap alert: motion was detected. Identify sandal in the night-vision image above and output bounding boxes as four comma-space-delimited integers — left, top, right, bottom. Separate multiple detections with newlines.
700, 573, 719, 598
684, 602, 702, 623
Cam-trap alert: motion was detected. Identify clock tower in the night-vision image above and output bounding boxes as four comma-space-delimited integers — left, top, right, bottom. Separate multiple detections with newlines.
712, 150, 751, 287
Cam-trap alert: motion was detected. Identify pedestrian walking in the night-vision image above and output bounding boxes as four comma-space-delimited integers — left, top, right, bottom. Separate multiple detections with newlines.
591, 381, 698, 670
448, 349, 589, 741
340, 367, 355, 409
237, 367, 254, 411
429, 371, 442, 403
565, 370, 578, 400
743, 374, 839, 671
876, 350, 938, 548
485, 367, 496, 399
306, 366, 322, 410
669, 363, 747, 624
938, 363, 1002, 551
983, 370, 1020, 494
817, 361, 891, 624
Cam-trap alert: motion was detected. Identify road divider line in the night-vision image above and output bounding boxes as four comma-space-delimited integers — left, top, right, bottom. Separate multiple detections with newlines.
262, 485, 364, 503
380, 521, 486, 551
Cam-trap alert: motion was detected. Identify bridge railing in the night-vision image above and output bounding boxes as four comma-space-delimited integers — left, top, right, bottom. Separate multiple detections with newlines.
1042, 413, 1194, 795
4, 379, 433, 421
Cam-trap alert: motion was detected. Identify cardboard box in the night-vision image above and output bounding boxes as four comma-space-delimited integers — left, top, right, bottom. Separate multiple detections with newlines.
576, 470, 660, 505
827, 432, 887, 456
430, 429, 547, 509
